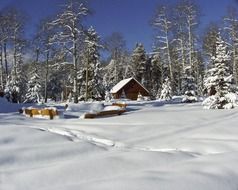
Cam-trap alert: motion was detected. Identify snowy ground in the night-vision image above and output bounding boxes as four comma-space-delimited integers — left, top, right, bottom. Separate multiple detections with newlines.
1, 100, 238, 190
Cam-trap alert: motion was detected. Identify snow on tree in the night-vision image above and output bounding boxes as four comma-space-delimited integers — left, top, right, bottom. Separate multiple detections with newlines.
79, 26, 104, 101
103, 58, 125, 91
4, 70, 27, 103
224, 7, 238, 85
49, 1, 88, 103
202, 34, 235, 109
149, 53, 163, 97
131, 43, 147, 85
103, 32, 128, 82
47, 73, 63, 102
104, 90, 111, 102
24, 68, 42, 103
103, 59, 117, 90
181, 66, 198, 103
159, 77, 172, 101
2, 8, 27, 103
152, 5, 174, 91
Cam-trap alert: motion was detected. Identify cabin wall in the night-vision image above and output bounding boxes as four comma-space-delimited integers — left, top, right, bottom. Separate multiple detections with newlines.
111, 80, 149, 100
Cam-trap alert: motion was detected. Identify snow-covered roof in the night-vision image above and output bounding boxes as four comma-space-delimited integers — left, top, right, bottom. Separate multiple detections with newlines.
110, 77, 149, 94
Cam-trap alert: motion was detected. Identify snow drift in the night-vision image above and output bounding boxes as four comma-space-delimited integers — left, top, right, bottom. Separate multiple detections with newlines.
1, 101, 238, 190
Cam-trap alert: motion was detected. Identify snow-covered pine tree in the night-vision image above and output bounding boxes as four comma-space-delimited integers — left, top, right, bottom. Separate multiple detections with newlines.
150, 53, 163, 97
4, 69, 27, 103
202, 34, 235, 109
47, 72, 63, 102
181, 66, 198, 103
81, 26, 103, 101
102, 58, 125, 91
103, 59, 117, 91
131, 43, 147, 86
24, 68, 42, 103
159, 77, 172, 101
103, 32, 127, 84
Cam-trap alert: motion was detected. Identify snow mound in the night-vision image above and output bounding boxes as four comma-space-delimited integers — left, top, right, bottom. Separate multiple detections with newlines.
65, 102, 104, 118
103, 105, 123, 111
66, 102, 104, 112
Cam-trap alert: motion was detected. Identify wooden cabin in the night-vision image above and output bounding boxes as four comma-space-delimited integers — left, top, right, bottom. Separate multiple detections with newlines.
110, 77, 149, 100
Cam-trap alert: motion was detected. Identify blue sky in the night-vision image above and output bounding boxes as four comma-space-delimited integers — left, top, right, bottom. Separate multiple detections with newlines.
0, 0, 237, 52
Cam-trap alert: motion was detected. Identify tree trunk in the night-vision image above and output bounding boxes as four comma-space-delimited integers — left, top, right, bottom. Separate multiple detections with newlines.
0, 44, 4, 90
35, 48, 40, 63
72, 35, 78, 103
44, 50, 49, 103
85, 48, 89, 102
4, 42, 8, 77
232, 45, 238, 85
165, 30, 174, 91
13, 35, 17, 78
188, 23, 193, 68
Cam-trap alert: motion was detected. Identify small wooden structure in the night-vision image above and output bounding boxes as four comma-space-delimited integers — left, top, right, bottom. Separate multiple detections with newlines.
110, 77, 149, 100
21, 108, 59, 120
84, 109, 126, 119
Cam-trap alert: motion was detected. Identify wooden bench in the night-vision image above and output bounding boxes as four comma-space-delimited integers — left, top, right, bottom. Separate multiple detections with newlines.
84, 109, 126, 119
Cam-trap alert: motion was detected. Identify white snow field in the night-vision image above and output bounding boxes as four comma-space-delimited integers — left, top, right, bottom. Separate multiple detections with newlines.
1, 99, 238, 190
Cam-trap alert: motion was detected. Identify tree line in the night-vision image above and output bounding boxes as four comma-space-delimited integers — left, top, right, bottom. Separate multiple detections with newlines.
0, 0, 237, 104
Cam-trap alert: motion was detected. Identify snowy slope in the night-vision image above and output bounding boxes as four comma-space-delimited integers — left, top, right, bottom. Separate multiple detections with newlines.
1, 101, 238, 190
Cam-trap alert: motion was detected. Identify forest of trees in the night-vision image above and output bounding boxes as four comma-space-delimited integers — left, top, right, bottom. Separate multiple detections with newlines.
0, 0, 237, 105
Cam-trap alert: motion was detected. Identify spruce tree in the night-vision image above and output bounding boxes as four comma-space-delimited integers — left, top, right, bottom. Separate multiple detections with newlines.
203, 35, 234, 109
131, 43, 147, 85
159, 77, 172, 101
181, 67, 198, 103
150, 53, 163, 97
24, 68, 42, 103
81, 26, 103, 100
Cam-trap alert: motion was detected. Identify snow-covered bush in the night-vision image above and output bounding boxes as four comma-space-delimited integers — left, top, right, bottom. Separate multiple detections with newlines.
182, 90, 198, 103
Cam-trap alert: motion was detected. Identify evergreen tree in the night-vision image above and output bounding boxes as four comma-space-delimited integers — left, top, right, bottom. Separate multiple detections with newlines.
181, 66, 198, 103
131, 43, 147, 85
47, 72, 63, 102
4, 69, 27, 103
24, 68, 42, 103
80, 26, 103, 100
150, 53, 163, 97
203, 34, 235, 109
159, 77, 172, 101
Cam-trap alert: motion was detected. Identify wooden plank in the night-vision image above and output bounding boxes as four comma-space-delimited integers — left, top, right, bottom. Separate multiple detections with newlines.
84, 109, 126, 119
